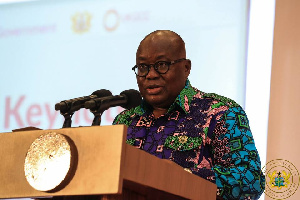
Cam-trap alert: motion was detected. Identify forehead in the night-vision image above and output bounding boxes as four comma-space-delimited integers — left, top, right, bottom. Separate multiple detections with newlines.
136, 35, 180, 61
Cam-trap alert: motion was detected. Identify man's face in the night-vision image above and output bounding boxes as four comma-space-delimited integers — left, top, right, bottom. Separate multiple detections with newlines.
136, 35, 190, 109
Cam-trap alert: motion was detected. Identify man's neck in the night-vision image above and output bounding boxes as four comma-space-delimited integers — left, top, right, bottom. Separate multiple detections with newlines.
152, 107, 168, 119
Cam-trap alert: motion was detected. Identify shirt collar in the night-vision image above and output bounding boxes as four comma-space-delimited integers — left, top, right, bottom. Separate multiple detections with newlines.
139, 79, 197, 115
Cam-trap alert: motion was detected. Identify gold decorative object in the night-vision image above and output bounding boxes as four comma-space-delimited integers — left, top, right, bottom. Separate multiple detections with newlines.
24, 132, 76, 192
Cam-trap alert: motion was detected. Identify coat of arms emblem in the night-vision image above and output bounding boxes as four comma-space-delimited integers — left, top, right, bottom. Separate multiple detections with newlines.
263, 159, 299, 199
72, 12, 91, 34
268, 171, 291, 189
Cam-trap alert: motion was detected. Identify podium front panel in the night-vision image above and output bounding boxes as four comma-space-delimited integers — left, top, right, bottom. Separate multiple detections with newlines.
0, 125, 127, 199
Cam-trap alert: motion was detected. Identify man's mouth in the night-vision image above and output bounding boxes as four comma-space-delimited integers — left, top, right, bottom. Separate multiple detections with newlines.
146, 85, 163, 94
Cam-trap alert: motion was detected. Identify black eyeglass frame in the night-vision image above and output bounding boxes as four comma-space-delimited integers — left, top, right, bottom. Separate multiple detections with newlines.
132, 58, 187, 77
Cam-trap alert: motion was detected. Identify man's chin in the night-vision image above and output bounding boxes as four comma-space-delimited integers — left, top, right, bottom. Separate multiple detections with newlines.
145, 96, 171, 109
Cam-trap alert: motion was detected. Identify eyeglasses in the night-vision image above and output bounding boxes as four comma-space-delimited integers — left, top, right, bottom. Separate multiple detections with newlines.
132, 58, 186, 77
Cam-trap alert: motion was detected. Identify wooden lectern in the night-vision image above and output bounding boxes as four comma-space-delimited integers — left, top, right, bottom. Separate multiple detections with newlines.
0, 125, 217, 200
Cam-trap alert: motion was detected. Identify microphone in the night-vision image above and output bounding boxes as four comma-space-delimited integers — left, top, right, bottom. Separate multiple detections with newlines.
85, 89, 142, 112
55, 89, 112, 113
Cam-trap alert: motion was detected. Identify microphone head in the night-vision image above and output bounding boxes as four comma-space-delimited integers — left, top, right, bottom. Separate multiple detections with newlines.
55, 89, 112, 112
120, 89, 142, 109
55, 102, 64, 111
92, 89, 112, 98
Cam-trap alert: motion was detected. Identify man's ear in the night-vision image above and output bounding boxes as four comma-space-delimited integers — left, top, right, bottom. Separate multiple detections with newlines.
184, 59, 191, 78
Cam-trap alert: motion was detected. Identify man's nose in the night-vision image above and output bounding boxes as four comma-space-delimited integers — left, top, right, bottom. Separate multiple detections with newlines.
146, 65, 160, 79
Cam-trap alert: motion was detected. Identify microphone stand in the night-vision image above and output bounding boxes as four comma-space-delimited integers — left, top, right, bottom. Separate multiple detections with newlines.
91, 111, 103, 126
89, 103, 109, 126
61, 111, 74, 128
59, 104, 82, 128
85, 95, 127, 126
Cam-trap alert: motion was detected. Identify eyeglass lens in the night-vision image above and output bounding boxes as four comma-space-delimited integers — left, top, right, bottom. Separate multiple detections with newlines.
135, 61, 169, 76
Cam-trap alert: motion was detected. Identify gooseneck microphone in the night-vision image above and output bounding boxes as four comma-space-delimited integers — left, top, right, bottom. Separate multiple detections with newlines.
55, 89, 112, 113
85, 89, 142, 111
55, 89, 112, 128
85, 89, 142, 126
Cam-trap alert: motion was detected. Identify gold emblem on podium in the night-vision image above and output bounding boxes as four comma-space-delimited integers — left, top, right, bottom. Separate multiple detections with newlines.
24, 132, 77, 192
263, 159, 300, 199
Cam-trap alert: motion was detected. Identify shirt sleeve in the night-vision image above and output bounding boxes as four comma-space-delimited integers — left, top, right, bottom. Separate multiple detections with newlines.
211, 106, 265, 200
112, 110, 131, 126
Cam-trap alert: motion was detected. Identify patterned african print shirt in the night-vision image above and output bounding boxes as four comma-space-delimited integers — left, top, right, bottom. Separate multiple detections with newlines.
113, 80, 265, 200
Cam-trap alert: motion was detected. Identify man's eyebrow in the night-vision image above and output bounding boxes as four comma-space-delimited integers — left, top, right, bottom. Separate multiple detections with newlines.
137, 56, 146, 61
137, 55, 168, 62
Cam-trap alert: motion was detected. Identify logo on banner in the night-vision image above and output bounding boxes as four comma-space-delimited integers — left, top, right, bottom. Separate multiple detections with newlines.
103, 9, 120, 32
71, 12, 92, 34
102, 9, 150, 32
263, 159, 300, 199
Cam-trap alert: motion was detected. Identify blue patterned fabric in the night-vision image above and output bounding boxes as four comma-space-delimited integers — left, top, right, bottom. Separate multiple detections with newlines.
113, 80, 265, 200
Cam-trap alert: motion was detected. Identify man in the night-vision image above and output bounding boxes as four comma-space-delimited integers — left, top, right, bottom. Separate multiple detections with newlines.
113, 30, 265, 200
